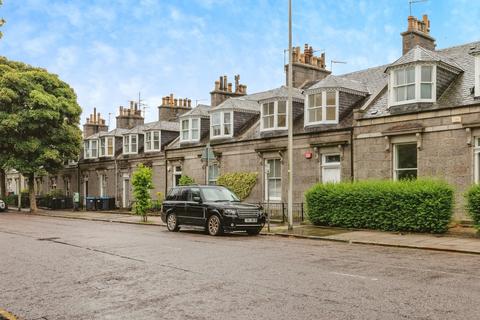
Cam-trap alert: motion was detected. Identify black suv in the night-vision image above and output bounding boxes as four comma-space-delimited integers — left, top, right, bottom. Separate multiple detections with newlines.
161, 185, 265, 236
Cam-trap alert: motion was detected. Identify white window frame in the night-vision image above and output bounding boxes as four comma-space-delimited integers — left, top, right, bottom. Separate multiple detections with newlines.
393, 143, 418, 181
321, 154, 341, 183
173, 166, 182, 187
475, 137, 480, 183
207, 163, 219, 185
180, 118, 201, 143
264, 158, 282, 202
84, 139, 98, 159
99, 137, 114, 157
305, 90, 339, 126
261, 100, 287, 131
123, 134, 138, 155
144, 131, 161, 152
210, 111, 233, 139
389, 64, 437, 107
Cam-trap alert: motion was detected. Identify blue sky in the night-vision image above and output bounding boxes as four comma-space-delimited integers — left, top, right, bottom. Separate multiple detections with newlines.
0, 0, 479, 126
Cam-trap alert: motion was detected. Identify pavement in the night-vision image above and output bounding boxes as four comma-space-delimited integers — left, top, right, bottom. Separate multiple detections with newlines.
11, 208, 480, 256
1, 213, 480, 319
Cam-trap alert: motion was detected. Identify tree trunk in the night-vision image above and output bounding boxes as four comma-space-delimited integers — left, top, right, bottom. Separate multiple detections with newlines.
28, 173, 37, 213
0, 168, 6, 199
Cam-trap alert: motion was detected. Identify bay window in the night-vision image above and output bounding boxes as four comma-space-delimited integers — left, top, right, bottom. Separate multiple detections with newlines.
210, 111, 233, 138
305, 91, 338, 125
261, 101, 287, 131
84, 140, 98, 159
180, 118, 200, 142
123, 134, 138, 154
99, 137, 114, 157
145, 131, 160, 152
394, 143, 417, 180
390, 64, 436, 105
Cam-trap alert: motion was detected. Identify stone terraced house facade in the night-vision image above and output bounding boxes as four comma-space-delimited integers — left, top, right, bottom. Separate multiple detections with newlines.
8, 15, 480, 220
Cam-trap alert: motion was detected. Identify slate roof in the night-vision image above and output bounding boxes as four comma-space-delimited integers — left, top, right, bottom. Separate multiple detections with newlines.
363, 41, 480, 118
85, 128, 129, 140
308, 75, 370, 94
210, 86, 304, 113
179, 104, 210, 118
387, 45, 463, 72
124, 121, 179, 134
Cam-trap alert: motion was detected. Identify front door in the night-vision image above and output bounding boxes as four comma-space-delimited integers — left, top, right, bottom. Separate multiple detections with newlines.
321, 154, 341, 183
123, 179, 130, 208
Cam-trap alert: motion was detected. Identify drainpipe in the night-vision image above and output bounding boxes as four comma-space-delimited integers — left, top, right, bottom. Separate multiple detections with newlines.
114, 158, 118, 208
164, 148, 168, 195
350, 128, 354, 181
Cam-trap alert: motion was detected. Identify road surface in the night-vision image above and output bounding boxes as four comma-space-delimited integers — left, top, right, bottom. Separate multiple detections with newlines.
1, 213, 479, 319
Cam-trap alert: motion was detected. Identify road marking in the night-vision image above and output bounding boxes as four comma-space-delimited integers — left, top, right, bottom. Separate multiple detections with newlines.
330, 272, 378, 281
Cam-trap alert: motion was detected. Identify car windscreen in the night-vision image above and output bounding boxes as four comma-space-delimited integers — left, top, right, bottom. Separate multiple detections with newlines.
201, 187, 240, 202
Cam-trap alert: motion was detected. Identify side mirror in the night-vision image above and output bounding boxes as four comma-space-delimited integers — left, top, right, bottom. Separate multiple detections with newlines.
193, 196, 202, 203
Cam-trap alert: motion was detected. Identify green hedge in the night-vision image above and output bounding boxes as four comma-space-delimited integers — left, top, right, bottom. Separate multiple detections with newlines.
466, 184, 480, 230
178, 175, 195, 186
217, 172, 257, 201
305, 179, 454, 233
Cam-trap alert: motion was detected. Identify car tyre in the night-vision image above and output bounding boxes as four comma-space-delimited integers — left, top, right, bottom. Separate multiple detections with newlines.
246, 227, 263, 236
166, 213, 180, 232
207, 214, 223, 236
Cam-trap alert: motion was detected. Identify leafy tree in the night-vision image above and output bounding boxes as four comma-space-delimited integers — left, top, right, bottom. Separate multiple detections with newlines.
178, 175, 195, 186
132, 164, 154, 222
0, 57, 82, 212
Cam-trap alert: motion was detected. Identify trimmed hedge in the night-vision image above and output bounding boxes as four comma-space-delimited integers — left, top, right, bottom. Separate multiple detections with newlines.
305, 179, 454, 233
217, 172, 257, 201
465, 184, 480, 230
178, 175, 195, 186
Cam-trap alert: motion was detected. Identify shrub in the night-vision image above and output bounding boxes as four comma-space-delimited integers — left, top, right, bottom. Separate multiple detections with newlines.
216, 172, 257, 201
465, 184, 480, 230
305, 179, 454, 233
178, 175, 195, 186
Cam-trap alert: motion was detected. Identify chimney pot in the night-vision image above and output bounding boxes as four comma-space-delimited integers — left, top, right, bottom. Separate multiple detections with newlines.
215, 80, 220, 91
188, 99, 192, 108
227, 83, 232, 92
223, 76, 227, 91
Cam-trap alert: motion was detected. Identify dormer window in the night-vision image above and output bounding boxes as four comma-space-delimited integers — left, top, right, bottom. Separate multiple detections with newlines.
145, 131, 160, 152
390, 64, 436, 105
210, 111, 233, 139
305, 91, 338, 125
84, 140, 98, 159
261, 101, 287, 131
180, 118, 200, 142
123, 134, 138, 154
99, 137, 114, 157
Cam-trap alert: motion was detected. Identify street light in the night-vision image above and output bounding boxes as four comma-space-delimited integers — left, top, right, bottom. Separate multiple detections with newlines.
287, 0, 294, 231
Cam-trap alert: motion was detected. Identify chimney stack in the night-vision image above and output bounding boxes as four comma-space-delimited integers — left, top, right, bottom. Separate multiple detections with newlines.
285, 43, 330, 88
115, 100, 144, 129
210, 74, 247, 107
158, 93, 192, 121
401, 14, 436, 55
83, 107, 108, 138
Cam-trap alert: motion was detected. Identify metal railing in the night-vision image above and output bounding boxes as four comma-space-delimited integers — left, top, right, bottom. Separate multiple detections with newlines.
260, 202, 304, 223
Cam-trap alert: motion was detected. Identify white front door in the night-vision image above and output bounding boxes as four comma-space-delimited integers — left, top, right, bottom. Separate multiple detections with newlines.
321, 154, 341, 183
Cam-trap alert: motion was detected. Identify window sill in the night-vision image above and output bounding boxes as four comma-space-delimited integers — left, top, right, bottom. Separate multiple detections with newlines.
305, 121, 338, 126
210, 135, 233, 140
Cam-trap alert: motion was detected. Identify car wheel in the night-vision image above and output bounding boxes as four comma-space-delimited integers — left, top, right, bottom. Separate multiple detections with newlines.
207, 214, 223, 236
246, 227, 263, 236
166, 213, 180, 232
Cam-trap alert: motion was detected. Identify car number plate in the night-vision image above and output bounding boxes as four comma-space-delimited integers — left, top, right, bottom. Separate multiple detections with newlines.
245, 218, 257, 223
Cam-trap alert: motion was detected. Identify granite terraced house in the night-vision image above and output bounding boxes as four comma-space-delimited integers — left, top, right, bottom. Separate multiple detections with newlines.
10, 15, 480, 220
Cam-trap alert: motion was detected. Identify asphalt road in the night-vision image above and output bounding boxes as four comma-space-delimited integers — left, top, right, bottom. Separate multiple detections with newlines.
1, 213, 480, 320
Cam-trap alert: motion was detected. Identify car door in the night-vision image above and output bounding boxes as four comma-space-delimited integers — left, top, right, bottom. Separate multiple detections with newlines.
172, 187, 188, 224
186, 187, 205, 226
